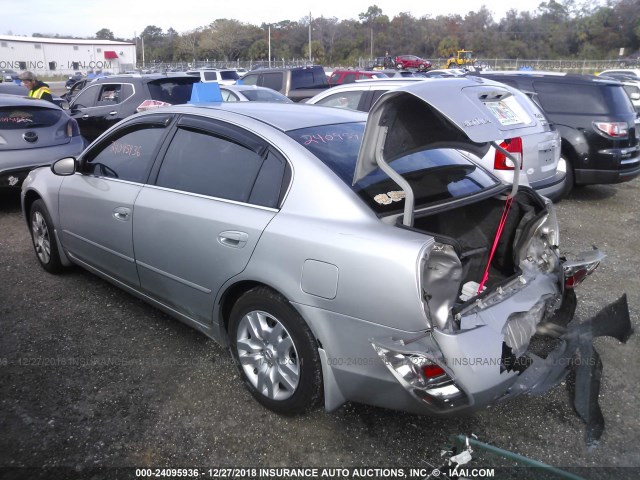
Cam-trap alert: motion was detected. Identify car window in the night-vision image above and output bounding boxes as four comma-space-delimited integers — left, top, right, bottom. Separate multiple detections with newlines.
314, 91, 364, 110
343, 73, 357, 84
97, 84, 122, 105
288, 122, 499, 214
241, 74, 259, 86
82, 125, 166, 182
147, 78, 200, 104
533, 81, 634, 115
239, 89, 292, 103
291, 69, 327, 88
220, 71, 240, 81
0, 106, 63, 130
221, 89, 240, 102
261, 73, 283, 91
156, 127, 267, 204
72, 85, 99, 108
202, 71, 219, 81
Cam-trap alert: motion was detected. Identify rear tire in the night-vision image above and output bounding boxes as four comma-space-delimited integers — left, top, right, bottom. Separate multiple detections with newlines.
229, 287, 323, 414
29, 199, 63, 274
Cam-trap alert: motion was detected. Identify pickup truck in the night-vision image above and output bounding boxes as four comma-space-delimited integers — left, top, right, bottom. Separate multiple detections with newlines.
240, 66, 330, 102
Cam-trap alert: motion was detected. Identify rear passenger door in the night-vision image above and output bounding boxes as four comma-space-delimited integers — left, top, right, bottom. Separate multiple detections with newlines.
132, 115, 289, 325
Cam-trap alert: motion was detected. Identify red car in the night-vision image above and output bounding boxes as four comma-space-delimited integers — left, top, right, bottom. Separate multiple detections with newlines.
328, 69, 389, 86
394, 55, 432, 70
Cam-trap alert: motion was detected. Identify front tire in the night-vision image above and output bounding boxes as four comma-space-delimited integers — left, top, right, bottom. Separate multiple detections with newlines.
229, 287, 323, 414
29, 199, 63, 273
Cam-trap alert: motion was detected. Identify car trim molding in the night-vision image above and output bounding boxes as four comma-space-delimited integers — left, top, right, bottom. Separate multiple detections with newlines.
62, 230, 135, 263
143, 184, 280, 212
136, 260, 212, 294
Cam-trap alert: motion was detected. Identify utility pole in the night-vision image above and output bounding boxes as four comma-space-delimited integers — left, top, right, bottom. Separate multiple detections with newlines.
268, 25, 271, 68
308, 12, 312, 63
141, 34, 145, 68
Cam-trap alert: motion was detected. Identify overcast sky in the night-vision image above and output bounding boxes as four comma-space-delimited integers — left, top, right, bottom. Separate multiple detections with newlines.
1, 0, 548, 39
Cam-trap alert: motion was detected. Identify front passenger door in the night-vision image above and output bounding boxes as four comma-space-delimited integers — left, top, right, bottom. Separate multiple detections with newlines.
58, 116, 172, 287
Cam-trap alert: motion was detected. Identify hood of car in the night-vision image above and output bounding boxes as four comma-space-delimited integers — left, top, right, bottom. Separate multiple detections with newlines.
354, 77, 549, 184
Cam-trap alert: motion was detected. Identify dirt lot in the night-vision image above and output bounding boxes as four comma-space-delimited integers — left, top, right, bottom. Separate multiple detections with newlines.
1, 179, 639, 480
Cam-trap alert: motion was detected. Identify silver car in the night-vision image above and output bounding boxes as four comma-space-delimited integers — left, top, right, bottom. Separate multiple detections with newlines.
308, 78, 566, 201
1, 94, 84, 189
220, 85, 293, 103
21, 79, 627, 428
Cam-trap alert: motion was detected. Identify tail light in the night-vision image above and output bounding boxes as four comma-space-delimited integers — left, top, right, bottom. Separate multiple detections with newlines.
494, 137, 523, 170
593, 121, 628, 139
66, 118, 80, 137
136, 100, 172, 112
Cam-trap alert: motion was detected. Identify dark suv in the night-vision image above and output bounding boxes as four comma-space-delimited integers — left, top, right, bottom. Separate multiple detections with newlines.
468, 72, 640, 194
68, 74, 200, 143
240, 66, 330, 102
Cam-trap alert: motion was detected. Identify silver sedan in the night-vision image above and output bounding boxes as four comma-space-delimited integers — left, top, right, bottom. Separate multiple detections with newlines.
21, 79, 626, 426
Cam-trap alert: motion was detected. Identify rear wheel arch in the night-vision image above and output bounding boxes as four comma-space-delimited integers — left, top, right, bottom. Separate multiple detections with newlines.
227, 285, 324, 413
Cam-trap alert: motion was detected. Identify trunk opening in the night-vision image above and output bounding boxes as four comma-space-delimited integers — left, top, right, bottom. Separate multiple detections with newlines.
405, 188, 550, 329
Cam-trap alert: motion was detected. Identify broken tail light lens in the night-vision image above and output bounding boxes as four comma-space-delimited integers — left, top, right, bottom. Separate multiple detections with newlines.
593, 121, 628, 139
494, 137, 523, 170
564, 260, 600, 288
371, 342, 468, 409
136, 100, 172, 112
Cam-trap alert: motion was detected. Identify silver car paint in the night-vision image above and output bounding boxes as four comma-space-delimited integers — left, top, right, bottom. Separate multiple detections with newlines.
21, 98, 576, 415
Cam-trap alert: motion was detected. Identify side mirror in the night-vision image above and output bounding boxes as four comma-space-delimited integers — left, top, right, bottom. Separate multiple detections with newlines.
51, 157, 77, 176
630, 92, 640, 101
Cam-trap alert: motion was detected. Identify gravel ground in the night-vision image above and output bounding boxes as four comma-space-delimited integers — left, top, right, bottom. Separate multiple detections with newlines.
1, 179, 639, 480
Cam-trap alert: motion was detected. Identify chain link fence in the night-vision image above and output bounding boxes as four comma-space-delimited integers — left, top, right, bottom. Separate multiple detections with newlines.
139, 58, 640, 74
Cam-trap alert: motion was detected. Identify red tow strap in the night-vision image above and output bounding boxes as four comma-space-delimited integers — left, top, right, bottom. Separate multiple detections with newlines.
477, 196, 514, 295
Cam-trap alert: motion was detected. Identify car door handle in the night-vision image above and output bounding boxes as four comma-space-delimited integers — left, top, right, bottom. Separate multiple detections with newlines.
113, 206, 131, 221
81, 114, 89, 119
218, 231, 248, 248
109, 111, 117, 115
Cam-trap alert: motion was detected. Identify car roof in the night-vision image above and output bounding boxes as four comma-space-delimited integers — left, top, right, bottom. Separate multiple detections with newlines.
470, 71, 624, 85
91, 73, 196, 82
0, 93, 61, 108
141, 102, 366, 132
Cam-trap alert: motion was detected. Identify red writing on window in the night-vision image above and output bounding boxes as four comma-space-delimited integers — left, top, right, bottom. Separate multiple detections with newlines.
301, 132, 359, 145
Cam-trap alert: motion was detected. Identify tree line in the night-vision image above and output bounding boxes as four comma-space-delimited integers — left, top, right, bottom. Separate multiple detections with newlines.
49, 0, 640, 65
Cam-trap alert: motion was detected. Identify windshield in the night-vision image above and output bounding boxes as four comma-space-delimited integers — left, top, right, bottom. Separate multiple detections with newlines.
148, 78, 200, 104
288, 123, 499, 214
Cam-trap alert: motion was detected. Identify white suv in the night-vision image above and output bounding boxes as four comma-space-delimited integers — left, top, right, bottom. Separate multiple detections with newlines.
185, 69, 240, 85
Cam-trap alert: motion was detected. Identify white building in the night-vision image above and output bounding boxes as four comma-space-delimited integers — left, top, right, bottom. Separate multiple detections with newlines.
0, 34, 136, 76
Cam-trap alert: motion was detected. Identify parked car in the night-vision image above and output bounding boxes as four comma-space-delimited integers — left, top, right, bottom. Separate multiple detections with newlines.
0, 83, 69, 110
468, 71, 640, 195
598, 68, 640, 81
1, 69, 19, 83
65, 72, 84, 89
219, 85, 293, 103
22, 79, 620, 423
0, 94, 84, 189
394, 54, 432, 70
240, 66, 330, 102
328, 69, 388, 86
185, 69, 240, 85
307, 78, 566, 201
67, 73, 201, 143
